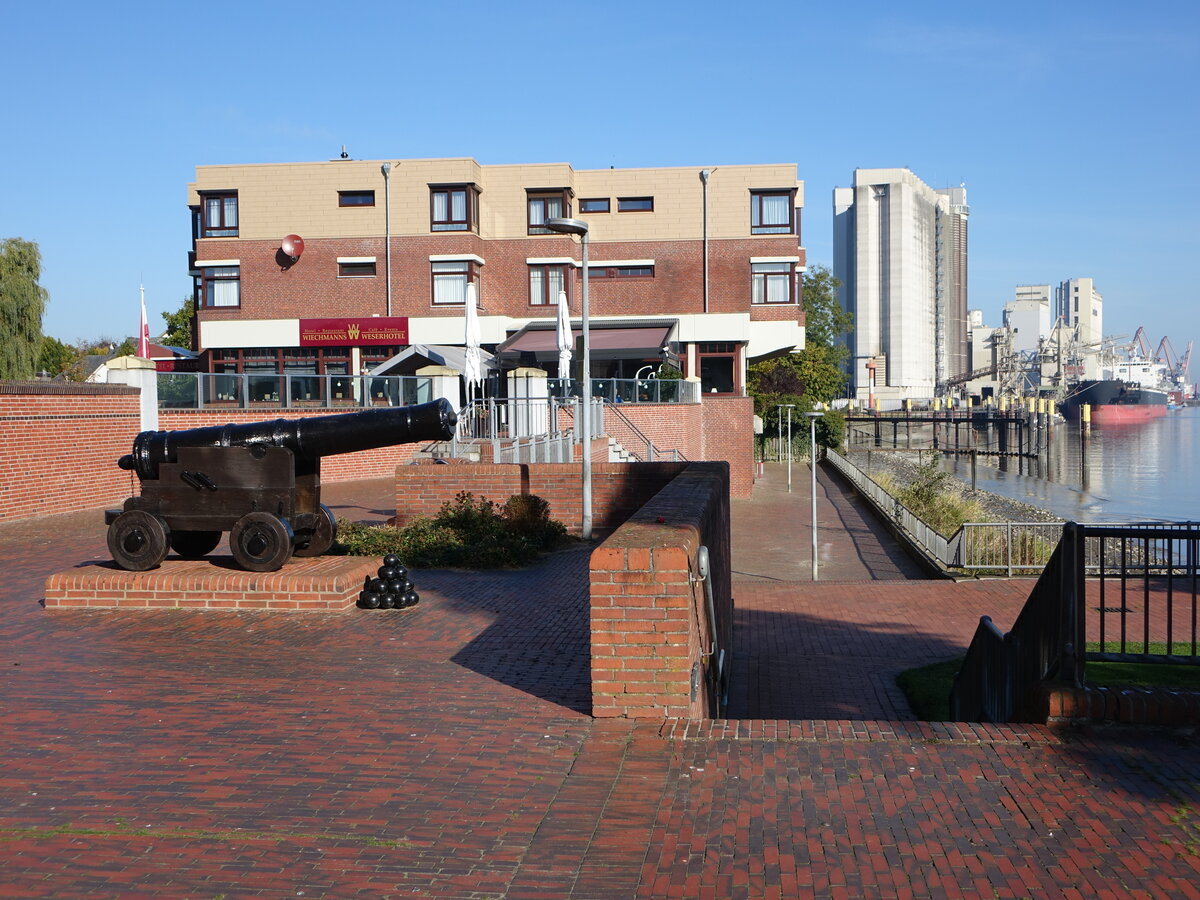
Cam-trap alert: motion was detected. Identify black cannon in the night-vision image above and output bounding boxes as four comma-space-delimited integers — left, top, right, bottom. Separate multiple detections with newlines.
105, 399, 457, 572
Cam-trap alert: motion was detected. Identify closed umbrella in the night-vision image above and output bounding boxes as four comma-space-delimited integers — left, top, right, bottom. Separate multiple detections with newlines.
463, 281, 482, 402
556, 289, 573, 382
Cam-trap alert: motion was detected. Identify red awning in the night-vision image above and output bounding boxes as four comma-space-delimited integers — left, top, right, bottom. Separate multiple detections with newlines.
500, 325, 672, 356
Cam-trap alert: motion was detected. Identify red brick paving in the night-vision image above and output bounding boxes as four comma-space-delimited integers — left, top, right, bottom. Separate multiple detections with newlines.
1, 473, 1198, 897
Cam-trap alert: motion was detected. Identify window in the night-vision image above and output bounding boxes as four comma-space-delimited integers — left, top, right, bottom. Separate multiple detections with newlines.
589, 265, 654, 279
617, 196, 654, 212
338, 190, 375, 207
338, 261, 376, 277
580, 198, 610, 213
201, 193, 238, 237
528, 189, 571, 234
697, 342, 738, 395
431, 261, 479, 305
529, 264, 569, 306
200, 266, 240, 308
752, 262, 793, 304
430, 185, 477, 232
750, 190, 794, 234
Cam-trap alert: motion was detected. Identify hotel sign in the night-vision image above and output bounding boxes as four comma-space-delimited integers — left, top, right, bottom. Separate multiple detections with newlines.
299, 317, 409, 347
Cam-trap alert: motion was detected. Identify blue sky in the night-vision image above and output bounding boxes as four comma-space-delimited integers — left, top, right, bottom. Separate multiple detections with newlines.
3, 0, 1197, 358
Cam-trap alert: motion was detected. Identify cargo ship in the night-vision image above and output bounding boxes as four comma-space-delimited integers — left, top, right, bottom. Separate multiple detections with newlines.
1059, 380, 1169, 424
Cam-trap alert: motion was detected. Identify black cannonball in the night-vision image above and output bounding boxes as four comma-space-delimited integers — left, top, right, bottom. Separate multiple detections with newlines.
382, 553, 402, 568
386, 578, 404, 593
401, 590, 420, 608
369, 577, 386, 594
379, 592, 397, 610
359, 590, 381, 610
393, 564, 408, 581
377, 565, 398, 580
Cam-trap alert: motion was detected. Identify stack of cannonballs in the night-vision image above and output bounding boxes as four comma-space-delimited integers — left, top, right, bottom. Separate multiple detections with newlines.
358, 554, 420, 610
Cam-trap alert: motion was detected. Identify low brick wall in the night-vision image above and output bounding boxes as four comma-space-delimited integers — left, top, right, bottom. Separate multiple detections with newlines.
1040, 683, 1200, 727
590, 462, 732, 719
0, 382, 141, 522
394, 460, 687, 535
45, 556, 375, 611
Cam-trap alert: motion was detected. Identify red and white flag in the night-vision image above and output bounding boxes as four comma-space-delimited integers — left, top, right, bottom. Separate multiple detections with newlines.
138, 285, 150, 358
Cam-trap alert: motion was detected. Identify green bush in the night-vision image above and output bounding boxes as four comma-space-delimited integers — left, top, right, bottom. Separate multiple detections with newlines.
332, 492, 568, 569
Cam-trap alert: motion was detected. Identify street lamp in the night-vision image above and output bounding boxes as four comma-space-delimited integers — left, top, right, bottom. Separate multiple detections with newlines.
545, 217, 592, 539
784, 404, 795, 492
806, 411, 823, 580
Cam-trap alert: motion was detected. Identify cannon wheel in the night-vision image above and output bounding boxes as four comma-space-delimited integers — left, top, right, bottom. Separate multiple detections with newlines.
293, 504, 337, 558
230, 512, 295, 572
170, 530, 223, 560
107, 510, 171, 571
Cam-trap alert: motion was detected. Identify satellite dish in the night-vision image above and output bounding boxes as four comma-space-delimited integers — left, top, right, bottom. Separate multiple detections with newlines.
281, 234, 304, 262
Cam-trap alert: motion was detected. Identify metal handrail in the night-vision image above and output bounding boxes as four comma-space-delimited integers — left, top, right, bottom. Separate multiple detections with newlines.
604, 401, 684, 462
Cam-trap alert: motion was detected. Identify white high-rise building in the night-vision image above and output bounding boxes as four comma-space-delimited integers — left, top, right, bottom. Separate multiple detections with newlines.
1056, 277, 1103, 361
1004, 285, 1051, 356
833, 168, 969, 403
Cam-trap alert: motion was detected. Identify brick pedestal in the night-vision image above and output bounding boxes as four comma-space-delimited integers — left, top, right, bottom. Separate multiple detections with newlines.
44, 556, 377, 611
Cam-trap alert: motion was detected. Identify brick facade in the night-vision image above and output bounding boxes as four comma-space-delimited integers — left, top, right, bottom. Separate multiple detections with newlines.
197, 235, 803, 326
0, 382, 142, 522
590, 462, 732, 718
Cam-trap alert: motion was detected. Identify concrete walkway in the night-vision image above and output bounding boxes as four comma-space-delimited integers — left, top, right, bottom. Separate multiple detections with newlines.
1, 474, 1197, 897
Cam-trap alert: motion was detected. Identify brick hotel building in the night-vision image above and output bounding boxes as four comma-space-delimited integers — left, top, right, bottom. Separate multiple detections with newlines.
187, 157, 807, 396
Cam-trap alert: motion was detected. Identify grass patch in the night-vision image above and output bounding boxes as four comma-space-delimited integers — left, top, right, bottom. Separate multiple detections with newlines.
1087, 661, 1200, 691
896, 655, 1200, 722
896, 658, 961, 721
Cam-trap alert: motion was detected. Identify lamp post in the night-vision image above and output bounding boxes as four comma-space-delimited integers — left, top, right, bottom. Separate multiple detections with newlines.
785, 404, 795, 492
545, 217, 592, 539
806, 411, 823, 580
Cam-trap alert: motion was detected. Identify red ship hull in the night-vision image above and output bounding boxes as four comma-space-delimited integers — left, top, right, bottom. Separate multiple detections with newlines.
1089, 403, 1168, 424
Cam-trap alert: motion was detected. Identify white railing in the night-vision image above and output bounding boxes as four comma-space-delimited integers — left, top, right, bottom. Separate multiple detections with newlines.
157, 372, 434, 410
447, 397, 604, 462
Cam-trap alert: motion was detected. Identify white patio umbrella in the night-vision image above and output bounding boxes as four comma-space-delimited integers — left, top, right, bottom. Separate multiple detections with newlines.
463, 281, 482, 402
556, 289, 573, 380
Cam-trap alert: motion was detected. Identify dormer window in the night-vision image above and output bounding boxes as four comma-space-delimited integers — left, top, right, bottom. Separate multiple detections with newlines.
201, 192, 238, 237
430, 185, 478, 232
528, 188, 572, 234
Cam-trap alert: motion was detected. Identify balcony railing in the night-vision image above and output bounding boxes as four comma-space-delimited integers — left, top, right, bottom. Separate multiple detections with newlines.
547, 377, 699, 404
157, 372, 435, 410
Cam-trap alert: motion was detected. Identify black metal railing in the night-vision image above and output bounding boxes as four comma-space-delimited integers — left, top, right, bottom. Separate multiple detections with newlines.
951, 522, 1200, 722
951, 523, 1086, 723
1089, 525, 1200, 663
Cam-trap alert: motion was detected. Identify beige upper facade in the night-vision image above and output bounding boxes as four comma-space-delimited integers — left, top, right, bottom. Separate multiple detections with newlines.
189, 158, 803, 244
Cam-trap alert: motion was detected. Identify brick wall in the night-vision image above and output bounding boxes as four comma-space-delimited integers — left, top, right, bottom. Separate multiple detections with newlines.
603, 403, 704, 463
196, 234, 806, 327
394, 459, 686, 535
598, 397, 752, 497
590, 462, 732, 718
700, 396, 755, 497
160, 409, 424, 481
0, 382, 142, 522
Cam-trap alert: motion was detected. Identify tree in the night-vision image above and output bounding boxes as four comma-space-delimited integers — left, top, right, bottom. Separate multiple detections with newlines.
0, 238, 50, 379
38, 336, 76, 377
747, 264, 853, 449
161, 295, 195, 349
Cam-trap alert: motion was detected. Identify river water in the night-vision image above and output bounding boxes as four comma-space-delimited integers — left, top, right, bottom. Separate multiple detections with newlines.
941, 406, 1200, 523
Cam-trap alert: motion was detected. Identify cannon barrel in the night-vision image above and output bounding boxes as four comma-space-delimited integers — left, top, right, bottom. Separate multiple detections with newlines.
118, 398, 457, 481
